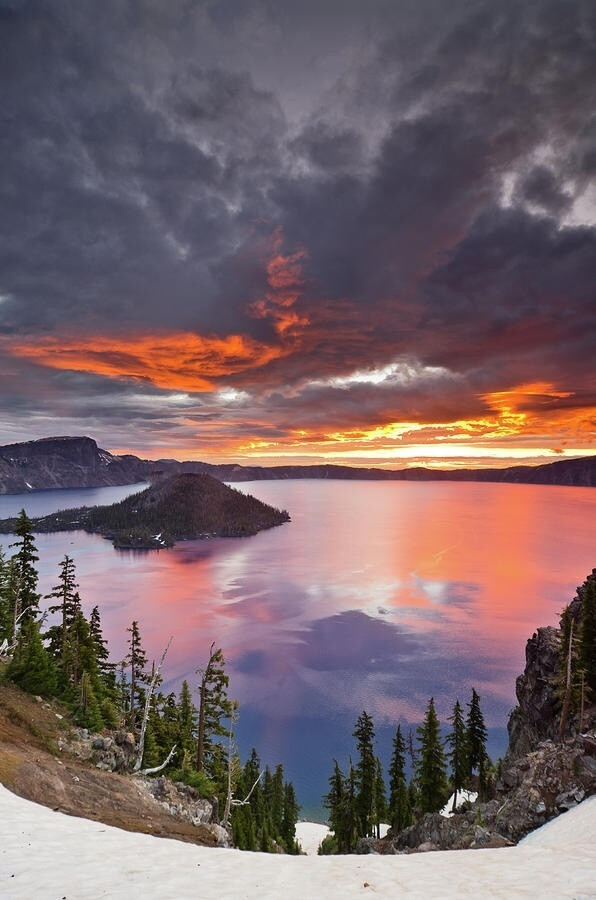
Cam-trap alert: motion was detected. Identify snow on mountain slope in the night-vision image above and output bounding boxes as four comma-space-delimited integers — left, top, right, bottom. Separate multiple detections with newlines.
1, 785, 594, 899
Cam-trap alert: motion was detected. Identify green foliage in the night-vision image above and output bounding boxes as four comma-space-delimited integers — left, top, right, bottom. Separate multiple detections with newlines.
318, 833, 339, 855
126, 620, 149, 728
9, 510, 41, 626
167, 768, 218, 797
579, 571, 596, 699
415, 697, 448, 813
466, 688, 489, 799
353, 710, 376, 838
7, 619, 57, 696
0, 548, 11, 643
446, 699, 468, 805
388, 724, 412, 833
230, 749, 299, 853
196, 644, 233, 775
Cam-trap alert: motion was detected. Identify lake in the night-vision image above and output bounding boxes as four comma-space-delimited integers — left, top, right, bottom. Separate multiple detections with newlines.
1, 479, 594, 820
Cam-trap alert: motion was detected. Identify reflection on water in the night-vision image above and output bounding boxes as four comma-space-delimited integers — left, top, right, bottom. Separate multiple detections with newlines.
1, 479, 594, 819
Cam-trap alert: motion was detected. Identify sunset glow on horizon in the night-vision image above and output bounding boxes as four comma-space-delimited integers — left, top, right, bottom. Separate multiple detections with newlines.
1, 1, 594, 467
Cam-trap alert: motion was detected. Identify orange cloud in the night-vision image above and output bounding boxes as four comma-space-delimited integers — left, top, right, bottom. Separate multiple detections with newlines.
5, 231, 316, 392
248, 228, 310, 340
7, 331, 286, 392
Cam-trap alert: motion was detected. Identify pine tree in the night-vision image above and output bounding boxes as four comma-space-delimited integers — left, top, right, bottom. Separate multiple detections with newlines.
388, 724, 412, 832
373, 757, 387, 838
270, 764, 285, 838
353, 710, 376, 838
89, 605, 112, 680
0, 548, 12, 644
466, 688, 489, 799
126, 620, 149, 728
177, 679, 197, 756
45, 555, 82, 667
10, 510, 40, 627
415, 697, 447, 813
196, 643, 233, 775
323, 759, 357, 853
7, 618, 57, 696
579, 571, 596, 701
281, 781, 300, 853
46, 555, 78, 641
446, 699, 468, 810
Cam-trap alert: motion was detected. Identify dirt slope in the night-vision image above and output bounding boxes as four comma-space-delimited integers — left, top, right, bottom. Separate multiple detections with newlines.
0, 678, 216, 845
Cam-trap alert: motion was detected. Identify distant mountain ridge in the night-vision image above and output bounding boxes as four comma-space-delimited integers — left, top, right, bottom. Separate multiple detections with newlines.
0, 435, 594, 494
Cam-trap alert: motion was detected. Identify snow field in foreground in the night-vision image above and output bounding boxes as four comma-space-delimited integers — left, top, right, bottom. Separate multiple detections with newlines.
1, 784, 595, 900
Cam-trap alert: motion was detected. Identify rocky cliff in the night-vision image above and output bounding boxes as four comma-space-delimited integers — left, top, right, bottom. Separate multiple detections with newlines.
506, 626, 562, 758
0, 436, 148, 493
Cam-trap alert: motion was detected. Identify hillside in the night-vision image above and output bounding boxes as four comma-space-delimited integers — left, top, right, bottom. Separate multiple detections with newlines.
1, 436, 595, 494
0, 676, 224, 846
0, 472, 290, 548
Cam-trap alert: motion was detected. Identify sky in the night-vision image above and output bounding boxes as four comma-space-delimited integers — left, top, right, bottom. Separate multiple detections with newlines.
1, 0, 595, 468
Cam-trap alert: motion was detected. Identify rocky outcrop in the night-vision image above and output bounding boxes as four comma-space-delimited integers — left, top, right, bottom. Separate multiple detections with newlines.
0, 436, 147, 493
64, 727, 230, 847
372, 733, 596, 855
507, 626, 561, 759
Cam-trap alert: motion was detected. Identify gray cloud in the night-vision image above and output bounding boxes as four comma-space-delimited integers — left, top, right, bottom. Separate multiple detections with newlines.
1, 0, 594, 454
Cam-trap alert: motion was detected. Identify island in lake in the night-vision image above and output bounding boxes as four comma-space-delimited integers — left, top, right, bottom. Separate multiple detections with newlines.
0, 472, 290, 549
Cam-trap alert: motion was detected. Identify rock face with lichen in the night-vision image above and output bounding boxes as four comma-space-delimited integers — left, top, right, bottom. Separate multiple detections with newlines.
507, 626, 562, 759
368, 733, 596, 855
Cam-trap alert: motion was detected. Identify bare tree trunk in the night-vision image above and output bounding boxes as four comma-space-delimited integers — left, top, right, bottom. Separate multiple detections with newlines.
558, 619, 574, 742
230, 771, 264, 807
133, 637, 172, 772
135, 744, 177, 776
222, 702, 239, 826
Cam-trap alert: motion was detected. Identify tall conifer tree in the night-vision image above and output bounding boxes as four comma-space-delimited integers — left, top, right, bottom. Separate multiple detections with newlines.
415, 697, 447, 813
10, 510, 40, 627
466, 688, 489, 798
353, 710, 376, 838
388, 724, 412, 832
446, 699, 468, 810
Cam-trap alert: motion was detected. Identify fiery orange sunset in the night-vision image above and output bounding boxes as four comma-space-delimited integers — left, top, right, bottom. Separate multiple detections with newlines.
0, 0, 594, 470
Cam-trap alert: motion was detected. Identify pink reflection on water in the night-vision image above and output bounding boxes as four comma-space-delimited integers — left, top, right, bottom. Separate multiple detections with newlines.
7, 481, 595, 729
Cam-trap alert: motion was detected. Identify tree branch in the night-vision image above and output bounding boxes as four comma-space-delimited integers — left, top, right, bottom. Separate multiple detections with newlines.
135, 744, 178, 776
133, 636, 173, 772
230, 770, 264, 807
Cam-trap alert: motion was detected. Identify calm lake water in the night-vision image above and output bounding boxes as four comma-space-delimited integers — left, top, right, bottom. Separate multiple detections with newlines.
1, 480, 595, 820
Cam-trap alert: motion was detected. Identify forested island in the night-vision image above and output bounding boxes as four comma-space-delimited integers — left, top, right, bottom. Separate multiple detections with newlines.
0, 472, 290, 549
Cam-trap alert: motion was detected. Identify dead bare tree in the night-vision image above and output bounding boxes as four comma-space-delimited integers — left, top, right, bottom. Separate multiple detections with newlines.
135, 743, 178, 777
558, 618, 574, 742
221, 700, 239, 826
230, 770, 264, 808
133, 636, 173, 772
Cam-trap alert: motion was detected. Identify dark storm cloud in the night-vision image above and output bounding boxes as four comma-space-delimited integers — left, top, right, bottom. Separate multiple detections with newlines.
1, 0, 595, 448
425, 208, 596, 382
0, 0, 288, 339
